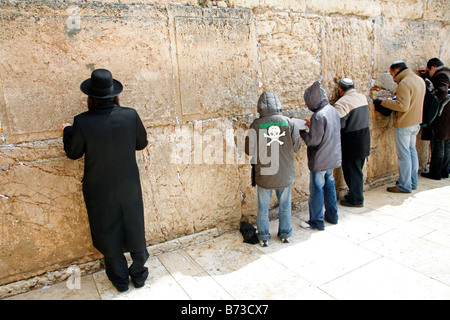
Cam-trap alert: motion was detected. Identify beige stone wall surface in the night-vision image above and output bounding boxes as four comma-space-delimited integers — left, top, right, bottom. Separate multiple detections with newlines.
0, 0, 448, 285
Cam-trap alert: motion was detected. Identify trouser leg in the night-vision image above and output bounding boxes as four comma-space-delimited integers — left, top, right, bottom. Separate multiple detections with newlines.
275, 186, 292, 239
342, 158, 365, 205
442, 140, 450, 178
429, 140, 447, 179
256, 186, 272, 241
104, 254, 129, 290
323, 169, 338, 225
129, 249, 149, 287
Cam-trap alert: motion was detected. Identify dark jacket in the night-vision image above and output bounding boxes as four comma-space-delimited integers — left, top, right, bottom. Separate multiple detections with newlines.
300, 82, 342, 172
245, 91, 302, 189
334, 88, 371, 160
430, 66, 450, 141
63, 101, 148, 256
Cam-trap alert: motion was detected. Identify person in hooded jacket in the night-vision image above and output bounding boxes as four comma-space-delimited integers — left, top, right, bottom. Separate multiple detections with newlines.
300, 81, 342, 231
63, 69, 149, 292
245, 91, 302, 247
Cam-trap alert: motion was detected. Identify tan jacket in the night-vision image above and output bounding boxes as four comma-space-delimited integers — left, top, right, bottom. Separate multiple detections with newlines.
382, 68, 425, 128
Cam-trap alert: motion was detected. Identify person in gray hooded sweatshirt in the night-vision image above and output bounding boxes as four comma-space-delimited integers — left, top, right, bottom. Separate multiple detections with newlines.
300, 81, 342, 230
245, 91, 302, 247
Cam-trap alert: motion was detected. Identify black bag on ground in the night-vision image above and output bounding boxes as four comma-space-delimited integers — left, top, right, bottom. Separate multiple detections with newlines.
239, 222, 259, 244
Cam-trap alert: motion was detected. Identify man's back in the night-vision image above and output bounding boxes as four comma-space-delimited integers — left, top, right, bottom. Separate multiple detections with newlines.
382, 68, 425, 128
246, 91, 302, 189
301, 81, 341, 172
334, 89, 370, 160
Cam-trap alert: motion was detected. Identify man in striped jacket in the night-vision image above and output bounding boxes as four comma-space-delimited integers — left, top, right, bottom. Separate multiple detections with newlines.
334, 79, 371, 207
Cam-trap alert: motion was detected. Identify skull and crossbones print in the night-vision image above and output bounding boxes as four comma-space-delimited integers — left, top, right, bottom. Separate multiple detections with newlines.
264, 126, 285, 146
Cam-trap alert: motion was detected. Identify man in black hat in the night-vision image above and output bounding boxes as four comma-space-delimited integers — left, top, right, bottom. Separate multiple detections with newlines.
62, 69, 149, 292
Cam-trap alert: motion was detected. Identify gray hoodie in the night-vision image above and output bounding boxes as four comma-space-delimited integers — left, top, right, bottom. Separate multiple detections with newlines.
300, 82, 342, 172
245, 91, 302, 189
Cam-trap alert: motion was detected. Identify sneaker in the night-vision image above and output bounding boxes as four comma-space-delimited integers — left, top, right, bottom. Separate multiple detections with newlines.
300, 220, 324, 231
281, 238, 289, 243
260, 240, 268, 247
300, 221, 313, 229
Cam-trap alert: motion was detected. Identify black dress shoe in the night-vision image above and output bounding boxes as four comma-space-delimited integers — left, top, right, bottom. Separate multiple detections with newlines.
340, 200, 363, 207
421, 172, 441, 180
132, 280, 146, 289
115, 285, 129, 293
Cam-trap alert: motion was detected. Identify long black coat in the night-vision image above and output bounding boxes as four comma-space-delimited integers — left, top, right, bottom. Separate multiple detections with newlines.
63, 101, 148, 257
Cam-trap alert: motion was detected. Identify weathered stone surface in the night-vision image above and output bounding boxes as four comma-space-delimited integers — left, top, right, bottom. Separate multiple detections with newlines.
307, 0, 381, 17
373, 18, 443, 91
0, 155, 100, 285
140, 118, 242, 244
423, 0, 450, 22
0, 2, 177, 143
256, 11, 321, 109
320, 16, 374, 103
0, 0, 449, 286
379, 0, 424, 20
169, 6, 260, 120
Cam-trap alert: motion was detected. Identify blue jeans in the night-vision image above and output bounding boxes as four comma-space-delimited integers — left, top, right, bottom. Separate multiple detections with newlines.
308, 170, 338, 230
394, 124, 420, 193
257, 186, 292, 241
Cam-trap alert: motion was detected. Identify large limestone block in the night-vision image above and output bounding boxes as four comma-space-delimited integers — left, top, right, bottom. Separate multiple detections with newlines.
320, 16, 374, 103
379, 0, 425, 20
256, 11, 321, 109
373, 18, 442, 91
0, 152, 99, 285
168, 5, 260, 121
141, 118, 242, 244
423, 0, 450, 22
0, 2, 177, 143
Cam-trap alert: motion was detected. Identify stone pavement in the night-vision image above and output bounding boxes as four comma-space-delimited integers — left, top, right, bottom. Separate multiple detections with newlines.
4, 176, 450, 300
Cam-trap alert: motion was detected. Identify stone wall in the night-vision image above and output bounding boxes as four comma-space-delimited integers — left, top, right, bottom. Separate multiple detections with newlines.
0, 0, 448, 285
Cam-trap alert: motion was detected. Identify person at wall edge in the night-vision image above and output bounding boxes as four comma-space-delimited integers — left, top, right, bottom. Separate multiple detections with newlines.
419, 58, 450, 180
62, 69, 149, 292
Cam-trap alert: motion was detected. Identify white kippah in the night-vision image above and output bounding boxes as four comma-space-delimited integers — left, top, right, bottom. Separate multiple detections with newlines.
341, 78, 354, 86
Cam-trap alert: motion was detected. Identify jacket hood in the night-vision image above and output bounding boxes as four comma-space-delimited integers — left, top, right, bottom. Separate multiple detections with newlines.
257, 91, 282, 116
304, 81, 329, 112
434, 65, 450, 78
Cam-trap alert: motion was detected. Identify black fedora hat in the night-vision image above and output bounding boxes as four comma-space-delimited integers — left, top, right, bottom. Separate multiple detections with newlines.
80, 69, 123, 99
